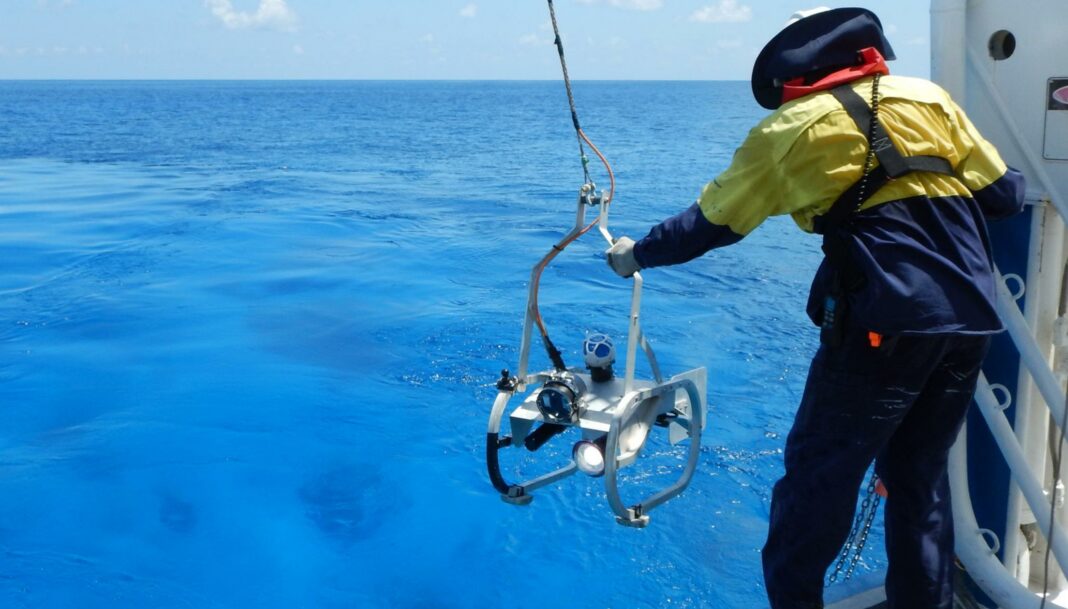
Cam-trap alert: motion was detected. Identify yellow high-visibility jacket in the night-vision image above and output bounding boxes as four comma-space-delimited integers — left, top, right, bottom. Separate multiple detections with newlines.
634, 75, 1026, 335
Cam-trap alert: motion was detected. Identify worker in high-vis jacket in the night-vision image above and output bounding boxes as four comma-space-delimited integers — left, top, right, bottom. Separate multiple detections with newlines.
606, 7, 1026, 609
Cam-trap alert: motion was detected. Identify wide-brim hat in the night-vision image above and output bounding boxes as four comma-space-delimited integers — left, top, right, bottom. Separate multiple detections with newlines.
751, 7, 896, 109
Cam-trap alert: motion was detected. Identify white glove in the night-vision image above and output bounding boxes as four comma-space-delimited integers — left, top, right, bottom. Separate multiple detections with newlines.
606, 236, 641, 278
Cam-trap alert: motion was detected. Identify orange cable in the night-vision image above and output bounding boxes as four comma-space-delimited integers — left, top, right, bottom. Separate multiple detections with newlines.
530, 127, 615, 337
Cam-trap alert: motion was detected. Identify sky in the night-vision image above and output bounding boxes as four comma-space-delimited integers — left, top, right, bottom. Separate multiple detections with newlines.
0, 0, 933, 80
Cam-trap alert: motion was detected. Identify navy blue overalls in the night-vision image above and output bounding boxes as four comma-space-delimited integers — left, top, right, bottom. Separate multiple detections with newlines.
763, 82, 1017, 609
762, 325, 990, 609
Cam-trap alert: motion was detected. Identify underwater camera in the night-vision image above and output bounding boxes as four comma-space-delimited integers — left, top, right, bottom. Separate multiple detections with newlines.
485, 184, 707, 528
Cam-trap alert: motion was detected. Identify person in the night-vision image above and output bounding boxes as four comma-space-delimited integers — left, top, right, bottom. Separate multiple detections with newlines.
605, 7, 1026, 609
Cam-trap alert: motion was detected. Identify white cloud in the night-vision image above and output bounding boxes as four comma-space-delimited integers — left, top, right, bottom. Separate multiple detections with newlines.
419, 34, 443, 56
690, 0, 752, 23
0, 45, 83, 57
575, 0, 663, 11
204, 0, 297, 31
459, 3, 478, 18
586, 35, 625, 48
519, 33, 548, 46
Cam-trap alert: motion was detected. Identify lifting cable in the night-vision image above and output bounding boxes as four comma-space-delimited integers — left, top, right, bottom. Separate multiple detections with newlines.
532, 0, 617, 371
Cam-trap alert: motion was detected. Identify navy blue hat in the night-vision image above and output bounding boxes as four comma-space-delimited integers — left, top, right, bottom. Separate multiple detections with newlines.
751, 7, 896, 109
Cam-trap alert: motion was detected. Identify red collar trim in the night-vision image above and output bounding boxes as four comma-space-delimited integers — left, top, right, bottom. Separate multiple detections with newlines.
780, 47, 890, 105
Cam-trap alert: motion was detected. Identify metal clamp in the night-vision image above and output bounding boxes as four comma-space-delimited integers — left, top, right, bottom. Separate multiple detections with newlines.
988, 383, 1013, 411
1002, 273, 1026, 301
978, 528, 1002, 555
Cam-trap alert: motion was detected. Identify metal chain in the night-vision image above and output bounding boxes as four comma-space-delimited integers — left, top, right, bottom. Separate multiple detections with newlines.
851, 71, 882, 214
846, 477, 883, 579
828, 473, 882, 583
832, 74, 886, 583
826, 72, 888, 588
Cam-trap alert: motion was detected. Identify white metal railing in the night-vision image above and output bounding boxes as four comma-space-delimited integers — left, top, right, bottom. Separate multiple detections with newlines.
951, 426, 1059, 609
972, 374, 1068, 573
1000, 200, 1067, 577
995, 263, 1068, 441
950, 260, 1068, 607
932, 2, 1068, 604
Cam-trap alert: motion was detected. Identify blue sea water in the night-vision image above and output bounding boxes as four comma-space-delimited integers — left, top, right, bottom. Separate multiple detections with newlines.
0, 81, 884, 608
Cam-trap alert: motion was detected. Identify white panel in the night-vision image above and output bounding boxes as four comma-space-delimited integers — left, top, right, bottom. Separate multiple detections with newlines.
961, 0, 1068, 183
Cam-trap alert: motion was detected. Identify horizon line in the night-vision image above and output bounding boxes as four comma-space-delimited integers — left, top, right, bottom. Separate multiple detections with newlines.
0, 77, 750, 83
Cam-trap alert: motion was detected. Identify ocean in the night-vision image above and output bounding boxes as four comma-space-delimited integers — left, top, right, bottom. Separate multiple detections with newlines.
0, 81, 882, 608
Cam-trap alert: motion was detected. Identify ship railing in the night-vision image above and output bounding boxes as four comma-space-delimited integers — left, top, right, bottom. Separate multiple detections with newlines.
950, 202, 1068, 608
933, 2, 1068, 600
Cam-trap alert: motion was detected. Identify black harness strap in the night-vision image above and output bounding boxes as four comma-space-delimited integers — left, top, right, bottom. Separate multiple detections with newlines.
813, 84, 955, 237
832, 85, 954, 180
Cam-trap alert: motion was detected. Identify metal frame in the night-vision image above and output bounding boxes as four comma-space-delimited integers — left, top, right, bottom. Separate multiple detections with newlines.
604, 375, 705, 527
517, 185, 662, 389
485, 368, 706, 525
488, 182, 703, 525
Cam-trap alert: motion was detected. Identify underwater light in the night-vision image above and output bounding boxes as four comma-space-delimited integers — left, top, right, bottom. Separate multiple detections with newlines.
573, 437, 607, 477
